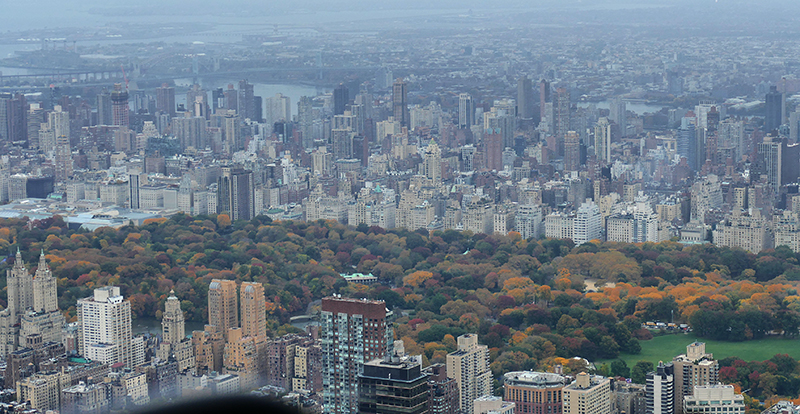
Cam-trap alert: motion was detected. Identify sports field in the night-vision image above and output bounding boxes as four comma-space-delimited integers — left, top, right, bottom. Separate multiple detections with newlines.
597, 332, 800, 368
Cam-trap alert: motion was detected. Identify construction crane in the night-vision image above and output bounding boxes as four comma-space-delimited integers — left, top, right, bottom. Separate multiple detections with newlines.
120, 64, 129, 90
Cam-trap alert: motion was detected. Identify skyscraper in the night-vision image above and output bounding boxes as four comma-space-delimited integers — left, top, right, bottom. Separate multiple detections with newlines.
422, 140, 442, 182
77, 286, 143, 368
540, 79, 551, 120
609, 97, 626, 137
646, 362, 675, 414
333, 83, 349, 116
217, 167, 254, 222
677, 114, 697, 170
162, 290, 185, 345
484, 130, 504, 171
0, 93, 26, 143
156, 83, 176, 118
238, 80, 256, 121
554, 87, 570, 156
110, 83, 129, 127
0, 250, 64, 359
187, 84, 209, 119
208, 279, 238, 341
594, 117, 612, 164
26, 104, 45, 149
240, 282, 266, 341
564, 130, 581, 172
672, 342, 719, 414
392, 78, 409, 127
265, 93, 292, 132
446, 334, 491, 414
358, 355, 429, 414
223, 84, 238, 112
458, 93, 474, 129
129, 173, 140, 209
765, 85, 783, 133
517, 76, 534, 120
297, 96, 315, 149
321, 296, 392, 414
96, 89, 112, 126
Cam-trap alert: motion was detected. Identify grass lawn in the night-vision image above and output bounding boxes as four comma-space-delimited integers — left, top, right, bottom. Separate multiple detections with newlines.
596, 332, 800, 368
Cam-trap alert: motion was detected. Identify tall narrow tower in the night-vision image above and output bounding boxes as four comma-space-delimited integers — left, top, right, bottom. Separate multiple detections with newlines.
162, 290, 185, 345
208, 279, 238, 341
239, 282, 266, 341
32, 250, 57, 313
446, 334, 492, 414
392, 78, 409, 127
110, 83, 129, 127
321, 296, 392, 414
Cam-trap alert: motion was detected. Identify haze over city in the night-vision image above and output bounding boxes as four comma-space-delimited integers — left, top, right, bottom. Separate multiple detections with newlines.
1, 1, 800, 414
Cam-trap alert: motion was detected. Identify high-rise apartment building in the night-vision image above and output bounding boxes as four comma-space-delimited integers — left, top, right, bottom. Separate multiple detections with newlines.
162, 290, 185, 345
564, 131, 581, 172
446, 334, 491, 414
333, 83, 349, 116
683, 385, 744, 414
422, 140, 442, 182
358, 355, 429, 414
646, 362, 675, 414
393, 78, 409, 127
540, 80, 551, 120
0, 250, 64, 358
239, 282, 266, 341
77, 286, 143, 368
562, 373, 611, 414
672, 342, 719, 414
110, 83, 129, 127
425, 364, 458, 414
156, 83, 176, 118
238, 80, 256, 121
265, 93, 291, 132
217, 167, 254, 221
517, 76, 534, 120
594, 117, 612, 164
459, 93, 474, 129
208, 279, 238, 341
0, 93, 26, 143
320, 296, 393, 414
96, 89, 112, 126
187, 84, 209, 119
573, 200, 601, 245
609, 97, 626, 137
765, 85, 783, 133
554, 87, 570, 156
503, 371, 567, 414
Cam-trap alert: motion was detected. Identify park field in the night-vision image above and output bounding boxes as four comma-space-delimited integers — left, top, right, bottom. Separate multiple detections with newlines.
597, 333, 800, 368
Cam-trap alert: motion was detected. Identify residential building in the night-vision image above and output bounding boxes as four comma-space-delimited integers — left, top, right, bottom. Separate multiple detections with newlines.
672, 342, 719, 414
683, 385, 744, 414
503, 371, 567, 414
474, 396, 515, 414
562, 372, 611, 414
76, 287, 142, 368
358, 355, 429, 414
447, 334, 491, 414
646, 362, 674, 414
321, 296, 393, 414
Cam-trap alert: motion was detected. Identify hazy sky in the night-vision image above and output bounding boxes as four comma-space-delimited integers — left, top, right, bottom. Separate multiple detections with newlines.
3, 0, 800, 34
